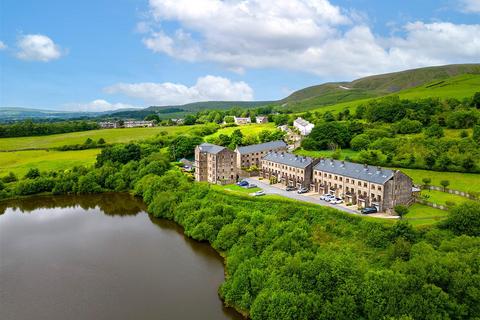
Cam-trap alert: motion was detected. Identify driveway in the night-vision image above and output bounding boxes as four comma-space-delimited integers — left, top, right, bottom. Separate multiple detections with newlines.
244, 178, 360, 215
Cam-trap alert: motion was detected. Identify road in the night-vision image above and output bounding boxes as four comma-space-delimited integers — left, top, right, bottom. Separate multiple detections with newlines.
244, 178, 360, 215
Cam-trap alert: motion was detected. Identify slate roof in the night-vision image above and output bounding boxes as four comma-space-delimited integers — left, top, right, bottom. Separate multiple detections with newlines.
236, 140, 287, 155
313, 159, 395, 184
197, 143, 226, 154
263, 152, 313, 169
294, 117, 312, 127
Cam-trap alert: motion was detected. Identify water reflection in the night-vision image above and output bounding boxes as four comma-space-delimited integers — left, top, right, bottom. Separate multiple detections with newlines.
0, 194, 242, 320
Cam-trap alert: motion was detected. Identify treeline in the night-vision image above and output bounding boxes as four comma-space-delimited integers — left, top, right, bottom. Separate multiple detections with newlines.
0, 120, 100, 138
300, 93, 480, 173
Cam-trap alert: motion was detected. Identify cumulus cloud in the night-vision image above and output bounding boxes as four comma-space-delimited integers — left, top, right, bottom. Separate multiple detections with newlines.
141, 0, 480, 78
0, 41, 6, 50
460, 0, 480, 13
65, 99, 138, 112
104, 75, 254, 105
16, 34, 63, 62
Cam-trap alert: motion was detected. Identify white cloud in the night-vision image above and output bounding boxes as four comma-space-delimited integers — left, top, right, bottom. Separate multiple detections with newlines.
0, 41, 6, 50
460, 0, 480, 13
105, 75, 254, 105
65, 99, 138, 112
16, 34, 63, 62
141, 0, 480, 78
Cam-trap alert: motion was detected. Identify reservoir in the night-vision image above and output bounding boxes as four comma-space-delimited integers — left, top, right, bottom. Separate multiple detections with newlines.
0, 194, 241, 320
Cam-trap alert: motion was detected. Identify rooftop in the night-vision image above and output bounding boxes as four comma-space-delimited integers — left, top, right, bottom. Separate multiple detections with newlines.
197, 143, 226, 154
294, 117, 312, 127
236, 140, 287, 155
263, 151, 314, 169
314, 159, 395, 184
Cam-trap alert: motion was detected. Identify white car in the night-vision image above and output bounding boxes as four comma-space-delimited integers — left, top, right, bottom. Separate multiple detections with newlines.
330, 197, 343, 204
253, 190, 266, 196
320, 194, 335, 201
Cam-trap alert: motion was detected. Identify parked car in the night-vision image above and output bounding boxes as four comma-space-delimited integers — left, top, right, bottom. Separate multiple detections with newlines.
361, 207, 378, 214
246, 184, 257, 189
253, 190, 266, 196
297, 187, 309, 194
319, 194, 331, 200
330, 197, 343, 204
321, 194, 335, 201
286, 186, 296, 191
237, 180, 248, 187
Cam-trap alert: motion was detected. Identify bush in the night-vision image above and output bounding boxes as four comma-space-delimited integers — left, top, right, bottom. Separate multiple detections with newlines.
442, 202, 480, 236
350, 134, 370, 151
2, 172, 18, 183
24, 168, 40, 179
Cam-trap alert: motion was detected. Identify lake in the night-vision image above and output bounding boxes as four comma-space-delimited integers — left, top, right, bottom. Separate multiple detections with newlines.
0, 193, 242, 320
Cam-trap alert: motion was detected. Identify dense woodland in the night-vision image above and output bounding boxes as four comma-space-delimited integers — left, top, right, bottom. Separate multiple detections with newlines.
1, 125, 479, 319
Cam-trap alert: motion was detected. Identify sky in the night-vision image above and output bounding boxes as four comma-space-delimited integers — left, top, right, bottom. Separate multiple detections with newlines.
0, 0, 479, 111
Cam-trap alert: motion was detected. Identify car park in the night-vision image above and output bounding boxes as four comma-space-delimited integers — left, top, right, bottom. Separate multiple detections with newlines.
361, 207, 378, 214
253, 190, 266, 196
297, 187, 309, 194
286, 186, 297, 191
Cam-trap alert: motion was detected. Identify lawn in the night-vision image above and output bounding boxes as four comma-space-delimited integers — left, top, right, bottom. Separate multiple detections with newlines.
0, 125, 199, 151
420, 189, 471, 206
206, 123, 277, 139
398, 168, 480, 193
0, 149, 100, 177
404, 203, 449, 227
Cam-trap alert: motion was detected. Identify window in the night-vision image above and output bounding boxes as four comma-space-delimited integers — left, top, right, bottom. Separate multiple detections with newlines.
378, 186, 382, 191
358, 181, 361, 186
339, 177, 343, 182
346, 179, 349, 183
364, 183, 367, 188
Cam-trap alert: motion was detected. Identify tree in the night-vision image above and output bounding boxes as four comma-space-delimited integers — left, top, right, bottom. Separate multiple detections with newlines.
442, 202, 480, 236
184, 114, 197, 125
144, 114, 160, 123
301, 122, 351, 150
229, 129, 244, 148
394, 205, 409, 219
3, 172, 18, 183
24, 168, 40, 179
473, 125, 480, 144
97, 138, 106, 145
422, 177, 431, 188
350, 134, 370, 151
471, 92, 480, 109
424, 124, 444, 138
224, 116, 235, 124
440, 180, 450, 191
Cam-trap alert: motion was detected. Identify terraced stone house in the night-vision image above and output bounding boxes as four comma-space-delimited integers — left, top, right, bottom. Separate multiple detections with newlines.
261, 152, 319, 188
312, 159, 413, 212
236, 140, 288, 169
194, 143, 237, 185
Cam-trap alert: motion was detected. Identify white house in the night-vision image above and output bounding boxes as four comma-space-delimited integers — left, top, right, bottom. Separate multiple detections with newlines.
256, 116, 268, 124
234, 116, 251, 125
293, 117, 314, 136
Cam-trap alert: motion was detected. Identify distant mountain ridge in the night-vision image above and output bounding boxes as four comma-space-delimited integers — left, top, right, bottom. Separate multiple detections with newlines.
2, 63, 479, 121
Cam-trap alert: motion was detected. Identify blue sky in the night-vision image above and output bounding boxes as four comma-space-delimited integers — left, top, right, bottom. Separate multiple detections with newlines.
1, 0, 479, 111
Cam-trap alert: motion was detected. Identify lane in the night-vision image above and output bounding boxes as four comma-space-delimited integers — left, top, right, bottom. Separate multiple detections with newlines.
244, 178, 360, 215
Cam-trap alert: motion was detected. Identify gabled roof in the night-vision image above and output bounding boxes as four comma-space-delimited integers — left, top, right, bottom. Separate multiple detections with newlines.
313, 159, 395, 184
236, 140, 287, 155
263, 152, 313, 169
197, 143, 226, 154
294, 117, 312, 127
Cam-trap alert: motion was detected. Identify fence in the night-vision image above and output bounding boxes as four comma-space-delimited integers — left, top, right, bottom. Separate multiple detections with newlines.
421, 185, 478, 200
415, 199, 448, 211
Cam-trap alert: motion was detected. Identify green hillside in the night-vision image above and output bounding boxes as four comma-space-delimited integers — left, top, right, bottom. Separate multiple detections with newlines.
282, 64, 480, 112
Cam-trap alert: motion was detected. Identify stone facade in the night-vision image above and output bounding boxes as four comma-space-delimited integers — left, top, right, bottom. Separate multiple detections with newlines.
233, 116, 251, 125
261, 152, 318, 188
194, 143, 237, 185
236, 140, 287, 169
312, 159, 413, 212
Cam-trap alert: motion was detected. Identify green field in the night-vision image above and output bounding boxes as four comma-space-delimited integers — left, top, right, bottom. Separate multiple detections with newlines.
398, 168, 480, 193
206, 123, 276, 139
404, 203, 449, 227
0, 126, 199, 151
0, 149, 100, 177
420, 189, 472, 206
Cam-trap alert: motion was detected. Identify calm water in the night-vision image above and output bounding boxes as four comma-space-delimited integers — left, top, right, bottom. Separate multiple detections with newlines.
0, 194, 241, 320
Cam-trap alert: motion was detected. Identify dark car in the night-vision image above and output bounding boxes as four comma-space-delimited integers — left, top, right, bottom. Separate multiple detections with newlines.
237, 180, 248, 187
361, 207, 378, 214
297, 187, 309, 194
286, 186, 296, 191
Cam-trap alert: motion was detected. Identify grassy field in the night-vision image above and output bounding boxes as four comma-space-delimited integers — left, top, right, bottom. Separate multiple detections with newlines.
0, 149, 100, 177
205, 123, 276, 139
404, 203, 449, 227
0, 126, 199, 151
420, 189, 471, 206
398, 168, 480, 193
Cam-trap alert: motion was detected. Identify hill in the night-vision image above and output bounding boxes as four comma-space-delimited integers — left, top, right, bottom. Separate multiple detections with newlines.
282, 64, 480, 111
